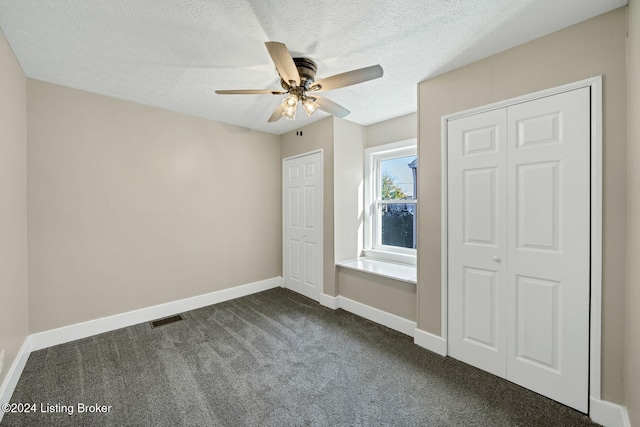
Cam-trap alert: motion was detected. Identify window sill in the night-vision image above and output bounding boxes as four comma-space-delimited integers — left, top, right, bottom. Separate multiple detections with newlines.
336, 258, 417, 284
362, 249, 416, 266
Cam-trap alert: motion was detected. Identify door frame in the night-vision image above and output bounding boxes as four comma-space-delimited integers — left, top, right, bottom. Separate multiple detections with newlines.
440, 77, 603, 403
282, 149, 324, 301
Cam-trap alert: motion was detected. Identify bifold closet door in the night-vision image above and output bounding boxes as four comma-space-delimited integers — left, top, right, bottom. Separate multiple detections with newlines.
448, 87, 590, 412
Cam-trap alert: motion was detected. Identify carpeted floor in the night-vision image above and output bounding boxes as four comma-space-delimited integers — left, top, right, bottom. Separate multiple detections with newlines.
1, 288, 598, 426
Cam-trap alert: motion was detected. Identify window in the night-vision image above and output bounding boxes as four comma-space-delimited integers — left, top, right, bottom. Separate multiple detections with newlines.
364, 139, 417, 265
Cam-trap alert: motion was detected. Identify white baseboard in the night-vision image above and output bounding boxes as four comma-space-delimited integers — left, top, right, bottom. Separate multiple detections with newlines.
590, 397, 631, 427
0, 337, 32, 424
319, 293, 339, 309
30, 277, 283, 351
414, 328, 447, 356
317, 293, 446, 357
278, 277, 285, 288
337, 296, 416, 337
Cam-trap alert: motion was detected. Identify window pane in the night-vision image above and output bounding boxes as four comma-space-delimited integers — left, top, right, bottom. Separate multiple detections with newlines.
380, 203, 416, 249
380, 155, 417, 200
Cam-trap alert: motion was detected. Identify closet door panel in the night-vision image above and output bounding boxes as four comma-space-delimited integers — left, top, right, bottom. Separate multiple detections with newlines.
448, 109, 508, 378
506, 88, 590, 413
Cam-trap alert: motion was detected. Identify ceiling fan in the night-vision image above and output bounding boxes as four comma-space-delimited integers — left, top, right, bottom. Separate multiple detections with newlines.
215, 41, 383, 122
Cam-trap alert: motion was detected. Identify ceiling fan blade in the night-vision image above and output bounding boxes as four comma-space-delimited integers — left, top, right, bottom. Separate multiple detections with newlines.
310, 64, 383, 92
215, 89, 287, 95
311, 95, 350, 118
268, 104, 284, 122
265, 41, 300, 87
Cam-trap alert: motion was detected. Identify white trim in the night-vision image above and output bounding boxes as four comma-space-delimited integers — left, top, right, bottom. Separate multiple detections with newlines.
319, 293, 417, 337
440, 77, 603, 411
336, 258, 417, 284
337, 296, 416, 337
0, 337, 32, 424
278, 276, 285, 288
362, 249, 417, 266
589, 398, 631, 427
364, 139, 418, 262
281, 149, 323, 162
440, 76, 604, 120
414, 328, 447, 356
29, 277, 282, 351
440, 114, 449, 341
589, 77, 603, 401
319, 293, 339, 309
364, 138, 418, 157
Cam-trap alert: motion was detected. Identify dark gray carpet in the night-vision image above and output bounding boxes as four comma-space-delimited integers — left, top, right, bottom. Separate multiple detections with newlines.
1, 288, 598, 427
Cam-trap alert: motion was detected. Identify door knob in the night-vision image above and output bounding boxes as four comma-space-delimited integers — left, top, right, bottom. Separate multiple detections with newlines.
492, 256, 502, 263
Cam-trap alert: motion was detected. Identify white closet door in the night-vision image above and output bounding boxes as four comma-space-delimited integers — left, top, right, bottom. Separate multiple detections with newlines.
506, 88, 590, 412
283, 152, 323, 301
447, 87, 591, 412
448, 108, 508, 378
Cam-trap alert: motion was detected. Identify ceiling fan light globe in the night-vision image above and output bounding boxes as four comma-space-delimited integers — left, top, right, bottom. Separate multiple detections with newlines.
282, 94, 298, 111
302, 98, 319, 117
282, 106, 297, 120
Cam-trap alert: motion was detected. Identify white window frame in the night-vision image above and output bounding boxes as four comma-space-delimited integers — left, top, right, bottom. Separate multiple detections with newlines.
363, 139, 417, 265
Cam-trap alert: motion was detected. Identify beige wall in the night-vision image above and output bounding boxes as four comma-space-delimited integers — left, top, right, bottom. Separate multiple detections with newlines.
334, 117, 365, 262
338, 269, 416, 321
27, 80, 282, 332
280, 117, 336, 296
626, 0, 640, 424
334, 113, 418, 319
418, 7, 628, 403
365, 113, 417, 148
0, 29, 28, 387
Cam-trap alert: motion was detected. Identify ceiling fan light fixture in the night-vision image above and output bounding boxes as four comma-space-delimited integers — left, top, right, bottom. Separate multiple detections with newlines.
302, 97, 319, 117
281, 94, 298, 120
217, 41, 383, 123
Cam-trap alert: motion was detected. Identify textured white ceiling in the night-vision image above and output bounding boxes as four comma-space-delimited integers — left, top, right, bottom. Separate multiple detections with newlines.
0, 0, 627, 135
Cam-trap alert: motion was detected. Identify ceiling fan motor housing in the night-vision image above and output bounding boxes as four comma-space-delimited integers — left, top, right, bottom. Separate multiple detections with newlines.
281, 57, 317, 91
